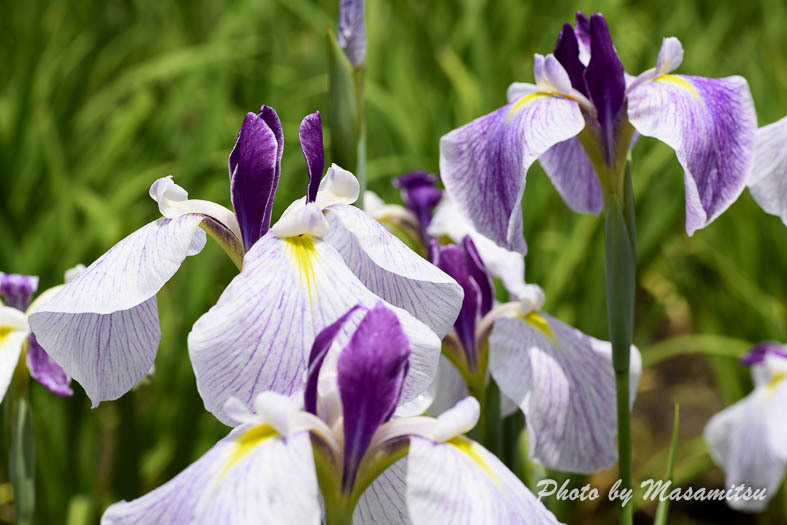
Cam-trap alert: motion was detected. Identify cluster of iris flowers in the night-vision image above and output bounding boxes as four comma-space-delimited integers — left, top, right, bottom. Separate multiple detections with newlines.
1, 3, 786, 524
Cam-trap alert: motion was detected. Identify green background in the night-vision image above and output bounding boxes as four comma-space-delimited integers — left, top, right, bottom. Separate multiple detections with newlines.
1, 0, 785, 523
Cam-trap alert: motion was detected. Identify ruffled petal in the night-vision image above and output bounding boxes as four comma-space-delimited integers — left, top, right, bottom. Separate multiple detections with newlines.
748, 117, 787, 225
440, 90, 585, 253
538, 137, 602, 214
28, 215, 206, 406
188, 234, 441, 425
627, 71, 756, 234
324, 204, 463, 338
704, 383, 787, 512
101, 427, 320, 524
489, 311, 641, 473
406, 436, 561, 525
353, 458, 412, 525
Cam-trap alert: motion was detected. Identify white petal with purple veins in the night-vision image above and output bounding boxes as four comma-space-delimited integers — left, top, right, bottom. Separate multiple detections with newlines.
489, 312, 641, 473
28, 215, 206, 406
406, 436, 561, 525
538, 137, 603, 214
748, 117, 787, 225
353, 458, 412, 525
324, 204, 463, 338
704, 379, 787, 512
440, 89, 585, 253
102, 427, 320, 524
627, 59, 756, 234
188, 233, 441, 425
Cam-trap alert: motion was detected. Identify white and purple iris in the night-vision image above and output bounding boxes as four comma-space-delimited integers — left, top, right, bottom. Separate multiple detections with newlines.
27, 106, 463, 424
439, 11, 757, 253
102, 303, 560, 525
704, 343, 787, 512
0, 270, 76, 399
372, 176, 641, 474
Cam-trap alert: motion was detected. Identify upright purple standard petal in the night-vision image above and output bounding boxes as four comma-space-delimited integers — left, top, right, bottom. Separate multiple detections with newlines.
301, 111, 325, 203
338, 0, 367, 67
0, 273, 39, 311
583, 13, 626, 165
229, 106, 283, 251
461, 236, 493, 316
553, 24, 587, 96
574, 11, 592, 64
394, 172, 443, 237
337, 303, 410, 491
304, 304, 363, 415
26, 334, 73, 397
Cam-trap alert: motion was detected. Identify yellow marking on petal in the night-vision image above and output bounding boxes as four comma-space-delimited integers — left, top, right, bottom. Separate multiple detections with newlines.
521, 311, 558, 346
284, 235, 318, 304
447, 436, 500, 487
767, 373, 785, 396
654, 74, 700, 100
0, 327, 11, 344
506, 92, 552, 122
219, 424, 277, 481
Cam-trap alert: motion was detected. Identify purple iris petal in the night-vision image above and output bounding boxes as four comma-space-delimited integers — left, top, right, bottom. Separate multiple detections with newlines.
229, 106, 283, 251
740, 342, 787, 366
26, 333, 73, 397
300, 111, 325, 203
303, 304, 363, 415
553, 24, 587, 96
461, 236, 493, 316
0, 273, 39, 311
583, 13, 626, 165
432, 243, 481, 370
575, 11, 591, 55
337, 0, 367, 67
337, 303, 410, 492
395, 171, 443, 238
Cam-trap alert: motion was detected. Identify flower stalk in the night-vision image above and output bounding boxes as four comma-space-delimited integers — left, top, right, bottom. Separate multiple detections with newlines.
602, 160, 636, 525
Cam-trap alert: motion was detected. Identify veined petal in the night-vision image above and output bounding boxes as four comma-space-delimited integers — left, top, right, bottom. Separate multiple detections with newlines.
0, 306, 30, 402
427, 195, 525, 298
748, 117, 787, 225
489, 311, 641, 473
627, 70, 756, 234
427, 356, 469, 416
102, 427, 320, 524
26, 334, 72, 397
229, 107, 283, 250
538, 137, 603, 214
28, 215, 206, 406
439, 95, 585, 254
338, 304, 410, 490
406, 436, 561, 525
188, 234, 441, 425
323, 204, 463, 338
353, 458, 412, 525
337, 0, 366, 67
704, 382, 787, 512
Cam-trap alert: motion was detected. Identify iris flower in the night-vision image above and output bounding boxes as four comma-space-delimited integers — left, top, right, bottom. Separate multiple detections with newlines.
428, 237, 640, 474
0, 270, 78, 399
440, 11, 756, 253
28, 107, 462, 424
747, 116, 787, 225
704, 343, 787, 512
102, 303, 560, 525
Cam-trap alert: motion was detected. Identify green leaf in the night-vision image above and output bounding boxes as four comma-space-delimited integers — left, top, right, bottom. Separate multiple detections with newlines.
654, 404, 679, 525
9, 393, 35, 525
641, 334, 751, 368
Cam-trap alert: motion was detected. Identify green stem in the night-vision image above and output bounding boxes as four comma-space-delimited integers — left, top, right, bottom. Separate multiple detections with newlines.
603, 163, 636, 525
5, 355, 35, 525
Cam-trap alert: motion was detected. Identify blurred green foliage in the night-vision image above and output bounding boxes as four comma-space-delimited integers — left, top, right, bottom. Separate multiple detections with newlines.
0, 0, 785, 523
